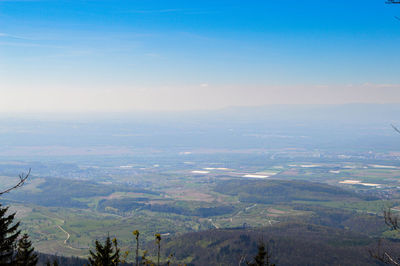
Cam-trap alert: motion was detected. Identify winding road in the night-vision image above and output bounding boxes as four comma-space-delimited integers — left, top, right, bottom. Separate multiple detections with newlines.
57, 225, 70, 245
57, 224, 82, 251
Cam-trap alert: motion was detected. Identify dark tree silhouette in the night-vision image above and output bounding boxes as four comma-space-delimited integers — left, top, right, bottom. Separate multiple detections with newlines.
0, 170, 32, 265
45, 259, 59, 266
15, 233, 38, 266
155, 233, 161, 266
133, 230, 140, 266
246, 241, 275, 266
0, 204, 21, 265
88, 236, 120, 266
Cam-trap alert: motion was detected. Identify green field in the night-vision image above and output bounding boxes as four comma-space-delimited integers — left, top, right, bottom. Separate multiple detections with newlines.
1, 159, 400, 261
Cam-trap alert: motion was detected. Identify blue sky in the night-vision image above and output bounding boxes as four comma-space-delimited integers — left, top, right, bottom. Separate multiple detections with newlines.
1, 0, 400, 112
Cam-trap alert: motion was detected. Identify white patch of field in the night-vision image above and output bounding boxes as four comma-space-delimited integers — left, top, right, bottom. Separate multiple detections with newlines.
191, 170, 210, 174
256, 171, 277, 176
360, 183, 381, 187
300, 164, 320, 168
369, 164, 397, 169
203, 167, 230, 171
243, 174, 269, 179
339, 180, 381, 188
330, 170, 340, 174
339, 180, 361, 184
119, 165, 133, 169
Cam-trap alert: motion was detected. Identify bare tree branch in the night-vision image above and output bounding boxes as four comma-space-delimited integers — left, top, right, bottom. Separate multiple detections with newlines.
385, 208, 400, 230
0, 168, 31, 195
238, 255, 246, 266
386, 1, 400, 21
385, 252, 400, 266
369, 239, 400, 265
371, 210, 400, 265
391, 124, 400, 134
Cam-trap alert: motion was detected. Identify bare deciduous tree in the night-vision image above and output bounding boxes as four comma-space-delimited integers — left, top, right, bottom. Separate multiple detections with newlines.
370, 209, 400, 265
386, 0, 400, 21
370, 124, 400, 264
370, 238, 400, 265
0, 168, 31, 196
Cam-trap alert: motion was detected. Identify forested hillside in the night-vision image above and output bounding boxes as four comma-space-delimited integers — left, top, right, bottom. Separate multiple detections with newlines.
159, 222, 395, 265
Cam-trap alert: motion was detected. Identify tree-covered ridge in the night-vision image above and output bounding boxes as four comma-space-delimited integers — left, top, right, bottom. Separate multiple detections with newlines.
159, 222, 393, 265
5, 177, 160, 209
98, 197, 236, 218
214, 179, 374, 204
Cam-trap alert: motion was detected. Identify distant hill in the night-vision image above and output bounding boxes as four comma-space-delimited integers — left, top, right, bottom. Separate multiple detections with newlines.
214, 179, 372, 204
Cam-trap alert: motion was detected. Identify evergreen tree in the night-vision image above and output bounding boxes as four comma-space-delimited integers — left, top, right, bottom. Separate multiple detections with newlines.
15, 233, 38, 266
247, 242, 275, 266
88, 236, 120, 266
155, 233, 161, 266
133, 230, 140, 266
0, 204, 20, 265
45, 259, 59, 266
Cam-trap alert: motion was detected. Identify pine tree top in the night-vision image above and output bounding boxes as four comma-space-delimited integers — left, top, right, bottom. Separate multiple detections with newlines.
15, 233, 38, 266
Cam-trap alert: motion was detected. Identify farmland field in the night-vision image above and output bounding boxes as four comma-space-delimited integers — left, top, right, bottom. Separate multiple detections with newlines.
1, 148, 400, 261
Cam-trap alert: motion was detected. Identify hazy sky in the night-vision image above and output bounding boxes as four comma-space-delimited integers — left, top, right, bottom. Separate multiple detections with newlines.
1, 0, 400, 112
